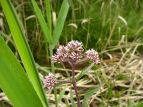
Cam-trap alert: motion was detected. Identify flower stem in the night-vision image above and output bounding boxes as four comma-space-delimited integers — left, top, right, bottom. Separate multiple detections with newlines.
50, 48, 58, 107
71, 63, 81, 107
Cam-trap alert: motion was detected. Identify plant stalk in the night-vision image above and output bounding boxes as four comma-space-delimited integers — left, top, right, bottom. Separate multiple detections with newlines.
49, 48, 58, 107
71, 63, 81, 107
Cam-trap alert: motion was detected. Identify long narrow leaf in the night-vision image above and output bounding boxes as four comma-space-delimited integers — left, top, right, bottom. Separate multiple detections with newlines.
57, 88, 66, 105
0, 36, 43, 107
45, 0, 52, 36
31, 0, 52, 44
51, 0, 69, 49
70, 89, 76, 107
0, 0, 48, 107
82, 87, 99, 107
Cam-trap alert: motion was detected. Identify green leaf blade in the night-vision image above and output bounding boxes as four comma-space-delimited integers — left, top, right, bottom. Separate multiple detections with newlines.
0, 36, 43, 107
82, 87, 99, 107
45, 0, 52, 36
51, 0, 69, 49
31, 0, 52, 44
0, 0, 48, 107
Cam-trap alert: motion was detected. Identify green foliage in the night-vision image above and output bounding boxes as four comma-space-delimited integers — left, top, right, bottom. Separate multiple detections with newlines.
60, 0, 143, 50
0, 36, 43, 107
31, 0, 52, 44
57, 87, 66, 105
76, 63, 94, 80
45, 0, 52, 37
70, 89, 76, 107
31, 0, 69, 49
51, 0, 69, 49
136, 102, 143, 107
0, 0, 48, 106
82, 87, 99, 107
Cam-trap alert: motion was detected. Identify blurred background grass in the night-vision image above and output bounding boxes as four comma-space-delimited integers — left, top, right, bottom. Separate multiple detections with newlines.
1, 0, 143, 64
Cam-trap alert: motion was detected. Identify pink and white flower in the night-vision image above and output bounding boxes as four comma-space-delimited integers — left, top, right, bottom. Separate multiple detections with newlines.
85, 49, 100, 64
44, 73, 56, 89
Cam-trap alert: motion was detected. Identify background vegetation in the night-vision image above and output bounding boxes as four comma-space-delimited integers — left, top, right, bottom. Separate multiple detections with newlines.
0, 0, 143, 107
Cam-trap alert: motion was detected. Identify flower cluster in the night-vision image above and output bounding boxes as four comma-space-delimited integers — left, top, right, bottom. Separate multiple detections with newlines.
43, 73, 56, 89
52, 45, 67, 63
66, 40, 84, 62
52, 40, 84, 63
85, 49, 100, 64
52, 40, 100, 64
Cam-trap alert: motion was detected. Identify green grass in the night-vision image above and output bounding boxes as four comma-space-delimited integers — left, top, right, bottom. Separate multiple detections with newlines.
61, 0, 143, 50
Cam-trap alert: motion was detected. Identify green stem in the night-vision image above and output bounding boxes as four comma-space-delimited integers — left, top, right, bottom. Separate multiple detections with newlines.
49, 47, 57, 107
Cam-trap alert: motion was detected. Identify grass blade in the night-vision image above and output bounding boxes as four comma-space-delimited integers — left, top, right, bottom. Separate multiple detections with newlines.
45, 0, 52, 36
51, 0, 69, 49
0, 36, 43, 107
76, 63, 94, 80
57, 88, 66, 105
31, 0, 52, 44
70, 89, 76, 107
0, 0, 48, 107
82, 87, 99, 107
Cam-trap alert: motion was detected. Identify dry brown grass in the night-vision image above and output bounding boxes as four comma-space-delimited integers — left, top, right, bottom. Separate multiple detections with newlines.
36, 40, 143, 107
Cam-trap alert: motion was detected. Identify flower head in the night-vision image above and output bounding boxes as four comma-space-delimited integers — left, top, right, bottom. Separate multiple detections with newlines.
52, 40, 84, 63
52, 40, 100, 64
66, 40, 84, 53
44, 73, 56, 89
85, 49, 100, 64
52, 45, 67, 63
65, 40, 84, 62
